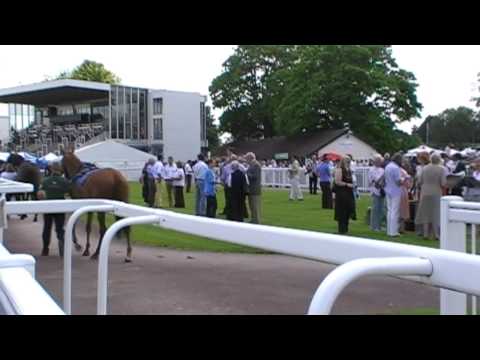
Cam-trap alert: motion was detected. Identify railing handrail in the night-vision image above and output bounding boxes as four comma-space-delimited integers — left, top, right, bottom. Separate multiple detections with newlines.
6, 198, 480, 315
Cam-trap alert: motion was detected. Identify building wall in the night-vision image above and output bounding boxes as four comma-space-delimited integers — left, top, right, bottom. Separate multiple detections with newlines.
149, 90, 205, 162
0, 116, 10, 144
318, 134, 377, 161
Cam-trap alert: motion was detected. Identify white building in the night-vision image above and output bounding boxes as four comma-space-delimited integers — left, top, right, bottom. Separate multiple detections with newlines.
0, 116, 9, 145
0, 79, 208, 161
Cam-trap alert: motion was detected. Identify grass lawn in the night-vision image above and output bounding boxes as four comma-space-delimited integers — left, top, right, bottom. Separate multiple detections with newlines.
99, 182, 440, 253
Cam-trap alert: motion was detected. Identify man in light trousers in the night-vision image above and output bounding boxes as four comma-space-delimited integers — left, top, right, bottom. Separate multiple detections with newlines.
384, 153, 403, 237
245, 152, 262, 224
193, 153, 208, 216
289, 155, 303, 201
368, 155, 385, 231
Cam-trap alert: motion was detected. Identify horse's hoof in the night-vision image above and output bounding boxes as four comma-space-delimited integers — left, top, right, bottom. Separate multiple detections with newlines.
90, 254, 98, 261
82, 250, 90, 257
124, 257, 132, 263
74, 243, 83, 252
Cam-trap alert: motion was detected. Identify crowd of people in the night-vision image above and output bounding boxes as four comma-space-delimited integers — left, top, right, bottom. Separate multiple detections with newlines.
141, 151, 263, 223
367, 150, 480, 240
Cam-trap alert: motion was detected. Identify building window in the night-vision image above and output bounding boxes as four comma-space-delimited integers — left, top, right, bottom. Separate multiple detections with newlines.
153, 117, 163, 140
200, 102, 206, 141
153, 98, 163, 115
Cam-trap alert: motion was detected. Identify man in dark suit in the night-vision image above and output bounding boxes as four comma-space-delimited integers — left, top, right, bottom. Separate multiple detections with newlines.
246, 152, 262, 224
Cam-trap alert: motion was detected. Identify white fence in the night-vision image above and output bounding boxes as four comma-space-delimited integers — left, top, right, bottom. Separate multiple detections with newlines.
0, 179, 64, 315
261, 166, 371, 192
2, 192, 480, 314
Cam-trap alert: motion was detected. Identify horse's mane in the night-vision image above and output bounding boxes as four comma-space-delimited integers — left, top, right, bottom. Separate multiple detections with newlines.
62, 152, 84, 178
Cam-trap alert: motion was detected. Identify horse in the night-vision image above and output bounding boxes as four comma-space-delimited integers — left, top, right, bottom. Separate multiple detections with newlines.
61, 147, 132, 262
7, 153, 42, 222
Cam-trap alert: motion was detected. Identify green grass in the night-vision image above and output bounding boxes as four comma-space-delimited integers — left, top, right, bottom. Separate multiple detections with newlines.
387, 308, 440, 315
95, 182, 441, 253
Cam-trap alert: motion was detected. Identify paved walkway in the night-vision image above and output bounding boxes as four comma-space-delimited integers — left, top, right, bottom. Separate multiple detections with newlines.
3, 215, 438, 315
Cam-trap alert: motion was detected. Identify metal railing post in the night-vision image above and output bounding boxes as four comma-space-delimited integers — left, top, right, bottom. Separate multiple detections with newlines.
63, 205, 115, 315
97, 215, 161, 315
307, 257, 432, 315
440, 196, 467, 315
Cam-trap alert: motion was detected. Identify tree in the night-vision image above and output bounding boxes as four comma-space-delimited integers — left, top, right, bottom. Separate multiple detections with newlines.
414, 107, 479, 148
47, 60, 121, 84
473, 72, 480, 109
209, 45, 422, 153
210, 45, 295, 140
205, 106, 220, 151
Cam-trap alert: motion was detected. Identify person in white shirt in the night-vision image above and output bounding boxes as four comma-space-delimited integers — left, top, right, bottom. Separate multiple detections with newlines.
193, 153, 208, 216
172, 161, 185, 208
368, 155, 385, 231
153, 156, 165, 208
184, 161, 194, 193
163, 156, 178, 208
288, 155, 303, 201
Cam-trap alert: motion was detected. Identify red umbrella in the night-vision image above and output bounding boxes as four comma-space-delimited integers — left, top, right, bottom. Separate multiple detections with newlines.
324, 152, 343, 161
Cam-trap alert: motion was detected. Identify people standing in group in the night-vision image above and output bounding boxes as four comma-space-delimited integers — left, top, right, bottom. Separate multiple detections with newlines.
415, 154, 447, 240
204, 159, 218, 218
399, 159, 413, 233
184, 160, 194, 193
163, 156, 178, 208
463, 158, 480, 202
153, 155, 164, 208
172, 161, 185, 208
316, 155, 333, 209
220, 154, 236, 217
140, 158, 157, 208
306, 155, 318, 195
245, 152, 262, 224
193, 153, 208, 216
334, 157, 355, 234
368, 155, 385, 232
383, 153, 391, 168
288, 155, 303, 201
228, 160, 249, 222
449, 153, 467, 196
384, 153, 404, 237
37, 162, 71, 257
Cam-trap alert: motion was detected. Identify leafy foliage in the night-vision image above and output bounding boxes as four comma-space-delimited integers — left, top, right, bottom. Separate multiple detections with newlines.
47, 60, 121, 84
414, 106, 480, 148
206, 106, 220, 151
210, 45, 422, 153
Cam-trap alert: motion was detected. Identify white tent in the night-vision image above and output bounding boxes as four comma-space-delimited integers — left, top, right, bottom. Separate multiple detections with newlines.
75, 140, 153, 181
406, 145, 439, 157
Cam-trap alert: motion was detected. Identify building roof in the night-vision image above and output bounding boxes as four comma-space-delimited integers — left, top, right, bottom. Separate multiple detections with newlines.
215, 128, 349, 159
0, 79, 110, 106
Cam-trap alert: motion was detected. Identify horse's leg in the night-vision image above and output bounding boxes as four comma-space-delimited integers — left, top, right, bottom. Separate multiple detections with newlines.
72, 222, 83, 252
32, 191, 38, 222
82, 212, 93, 257
125, 224, 132, 263
91, 212, 106, 260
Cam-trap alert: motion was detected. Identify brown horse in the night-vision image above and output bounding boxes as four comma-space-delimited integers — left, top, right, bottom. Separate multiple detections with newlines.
61, 147, 132, 262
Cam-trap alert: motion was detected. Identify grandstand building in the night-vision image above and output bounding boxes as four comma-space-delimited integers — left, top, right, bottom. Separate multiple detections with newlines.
0, 79, 208, 161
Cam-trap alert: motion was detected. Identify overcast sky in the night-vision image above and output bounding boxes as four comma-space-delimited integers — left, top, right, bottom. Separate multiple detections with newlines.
0, 45, 479, 133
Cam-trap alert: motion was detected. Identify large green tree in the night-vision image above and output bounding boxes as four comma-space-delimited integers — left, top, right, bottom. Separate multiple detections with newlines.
47, 60, 121, 84
206, 106, 220, 151
210, 45, 422, 153
414, 106, 480, 148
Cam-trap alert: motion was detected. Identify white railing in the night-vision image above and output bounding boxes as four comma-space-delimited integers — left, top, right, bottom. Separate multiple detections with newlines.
0, 178, 64, 315
260, 166, 371, 192
4, 196, 480, 315
440, 196, 480, 315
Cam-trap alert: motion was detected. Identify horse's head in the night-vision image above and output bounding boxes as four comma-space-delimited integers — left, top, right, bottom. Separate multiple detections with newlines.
61, 145, 82, 180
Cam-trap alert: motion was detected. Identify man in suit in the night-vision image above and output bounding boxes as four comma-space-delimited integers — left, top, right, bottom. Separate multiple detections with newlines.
245, 152, 262, 224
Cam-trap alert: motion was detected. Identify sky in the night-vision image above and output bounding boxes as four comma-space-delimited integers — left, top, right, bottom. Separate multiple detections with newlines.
0, 45, 479, 134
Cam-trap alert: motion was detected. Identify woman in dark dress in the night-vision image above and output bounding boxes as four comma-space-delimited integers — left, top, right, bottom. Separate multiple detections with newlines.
334, 157, 355, 234
228, 161, 249, 222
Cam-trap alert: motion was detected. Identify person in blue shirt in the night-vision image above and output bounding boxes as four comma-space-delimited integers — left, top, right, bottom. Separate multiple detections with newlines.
316, 155, 333, 209
204, 159, 218, 218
